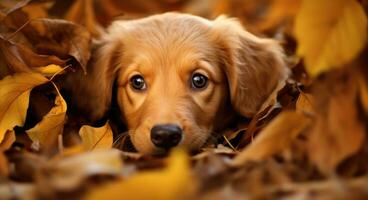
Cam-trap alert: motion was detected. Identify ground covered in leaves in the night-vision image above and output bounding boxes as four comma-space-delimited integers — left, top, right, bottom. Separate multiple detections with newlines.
0, 0, 368, 199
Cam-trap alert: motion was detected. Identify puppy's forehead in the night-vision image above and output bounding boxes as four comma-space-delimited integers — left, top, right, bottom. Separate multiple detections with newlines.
110, 13, 215, 63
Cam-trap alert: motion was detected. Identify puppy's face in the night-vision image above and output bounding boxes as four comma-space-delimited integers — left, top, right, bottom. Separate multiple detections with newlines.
114, 18, 228, 154
85, 13, 287, 154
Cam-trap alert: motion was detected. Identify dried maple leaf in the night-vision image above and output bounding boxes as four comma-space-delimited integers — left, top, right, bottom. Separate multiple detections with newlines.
0, 73, 48, 143
79, 121, 113, 150
294, 0, 367, 77
85, 149, 196, 200
27, 84, 67, 152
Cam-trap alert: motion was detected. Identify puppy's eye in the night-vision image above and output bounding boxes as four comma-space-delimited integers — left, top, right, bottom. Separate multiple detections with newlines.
130, 75, 147, 91
191, 73, 208, 90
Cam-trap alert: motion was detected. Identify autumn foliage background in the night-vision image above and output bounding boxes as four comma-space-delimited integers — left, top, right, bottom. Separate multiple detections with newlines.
0, 0, 367, 199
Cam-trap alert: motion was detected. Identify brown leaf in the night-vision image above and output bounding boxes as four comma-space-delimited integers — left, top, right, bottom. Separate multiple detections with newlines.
232, 111, 311, 166
43, 149, 123, 190
0, 0, 31, 21
296, 92, 315, 115
20, 18, 91, 73
0, 36, 65, 75
308, 70, 365, 175
65, 0, 104, 38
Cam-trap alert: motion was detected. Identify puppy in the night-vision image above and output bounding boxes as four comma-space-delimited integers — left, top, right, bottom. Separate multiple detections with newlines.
67, 13, 288, 154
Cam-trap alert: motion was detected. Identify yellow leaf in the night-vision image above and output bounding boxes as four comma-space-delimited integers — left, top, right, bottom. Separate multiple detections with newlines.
34, 64, 64, 77
85, 149, 196, 200
0, 73, 48, 143
295, 0, 367, 77
232, 111, 311, 166
27, 84, 67, 151
79, 121, 113, 150
0, 130, 15, 152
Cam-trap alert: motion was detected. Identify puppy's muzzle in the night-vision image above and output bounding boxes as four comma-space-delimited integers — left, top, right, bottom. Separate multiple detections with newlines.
150, 124, 182, 149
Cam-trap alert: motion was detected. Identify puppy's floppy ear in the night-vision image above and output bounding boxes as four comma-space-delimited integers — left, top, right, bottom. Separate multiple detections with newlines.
65, 32, 123, 122
211, 16, 289, 117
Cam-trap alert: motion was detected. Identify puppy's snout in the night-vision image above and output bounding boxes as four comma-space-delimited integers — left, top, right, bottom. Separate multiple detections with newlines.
150, 124, 182, 149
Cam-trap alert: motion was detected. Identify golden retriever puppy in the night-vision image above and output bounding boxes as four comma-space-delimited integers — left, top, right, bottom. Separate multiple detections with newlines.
67, 13, 288, 154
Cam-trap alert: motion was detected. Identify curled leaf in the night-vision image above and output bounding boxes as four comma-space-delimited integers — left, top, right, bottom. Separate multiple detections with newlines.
232, 111, 311, 166
0, 73, 48, 142
0, 36, 65, 74
22, 18, 92, 73
79, 121, 113, 150
27, 85, 67, 151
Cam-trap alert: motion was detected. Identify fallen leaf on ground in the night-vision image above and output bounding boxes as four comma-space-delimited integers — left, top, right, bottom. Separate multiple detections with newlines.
79, 121, 113, 150
44, 149, 123, 190
295, 0, 367, 77
85, 149, 196, 200
0, 183, 36, 200
0, 73, 48, 143
27, 84, 67, 152
232, 111, 311, 166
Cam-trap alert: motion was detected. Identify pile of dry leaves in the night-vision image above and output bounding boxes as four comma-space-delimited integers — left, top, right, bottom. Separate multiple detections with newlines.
0, 0, 367, 199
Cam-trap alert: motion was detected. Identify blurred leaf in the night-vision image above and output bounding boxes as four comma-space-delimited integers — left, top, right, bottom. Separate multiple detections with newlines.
0, 0, 31, 20
358, 74, 368, 113
45, 149, 123, 190
85, 149, 196, 200
27, 84, 66, 151
0, 36, 66, 75
0, 152, 9, 178
0, 73, 48, 143
232, 111, 311, 166
296, 92, 314, 115
0, 183, 36, 200
65, 0, 103, 37
295, 0, 367, 77
258, 0, 301, 31
0, 130, 15, 152
79, 121, 113, 150
308, 72, 365, 174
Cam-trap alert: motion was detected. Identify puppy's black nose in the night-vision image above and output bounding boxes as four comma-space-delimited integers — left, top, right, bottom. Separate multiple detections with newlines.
150, 124, 182, 149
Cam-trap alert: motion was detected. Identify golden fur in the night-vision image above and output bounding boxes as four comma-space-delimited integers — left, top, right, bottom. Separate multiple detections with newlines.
66, 13, 288, 154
